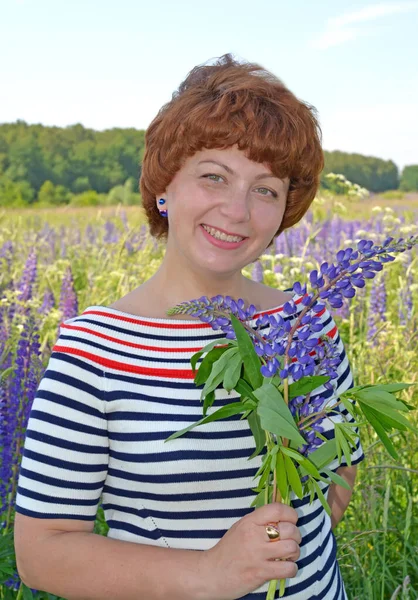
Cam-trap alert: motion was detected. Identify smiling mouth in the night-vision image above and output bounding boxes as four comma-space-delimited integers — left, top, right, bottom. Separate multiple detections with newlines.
201, 224, 247, 242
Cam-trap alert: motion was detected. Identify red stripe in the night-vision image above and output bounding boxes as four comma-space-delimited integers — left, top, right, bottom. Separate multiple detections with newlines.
52, 345, 198, 379
59, 324, 218, 353
78, 295, 304, 330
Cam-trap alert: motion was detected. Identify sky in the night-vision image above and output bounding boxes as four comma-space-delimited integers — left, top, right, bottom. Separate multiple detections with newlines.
1, 0, 417, 171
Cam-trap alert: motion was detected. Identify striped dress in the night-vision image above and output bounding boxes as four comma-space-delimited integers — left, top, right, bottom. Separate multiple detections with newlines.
16, 293, 365, 599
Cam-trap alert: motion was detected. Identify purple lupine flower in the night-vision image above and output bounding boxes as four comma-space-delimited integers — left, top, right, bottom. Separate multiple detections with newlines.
251, 261, 264, 283
16, 248, 37, 304
0, 317, 42, 519
40, 288, 55, 315
59, 266, 78, 322
85, 224, 97, 245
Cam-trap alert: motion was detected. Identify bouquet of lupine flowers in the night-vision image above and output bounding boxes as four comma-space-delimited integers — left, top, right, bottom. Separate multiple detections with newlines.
165, 235, 418, 599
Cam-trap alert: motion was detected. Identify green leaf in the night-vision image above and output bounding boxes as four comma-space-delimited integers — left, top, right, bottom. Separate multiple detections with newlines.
165, 402, 245, 441
190, 338, 230, 371
288, 375, 330, 399
254, 383, 306, 445
235, 377, 258, 402
283, 452, 303, 499
357, 397, 418, 433
311, 479, 331, 516
335, 425, 352, 466
22, 584, 35, 600
361, 405, 398, 459
247, 410, 266, 460
250, 488, 266, 508
322, 468, 352, 491
356, 389, 409, 412
194, 346, 229, 386
281, 446, 322, 479
364, 382, 415, 394
276, 451, 288, 501
202, 390, 216, 417
308, 438, 338, 470
230, 314, 263, 389
201, 347, 238, 399
223, 352, 243, 392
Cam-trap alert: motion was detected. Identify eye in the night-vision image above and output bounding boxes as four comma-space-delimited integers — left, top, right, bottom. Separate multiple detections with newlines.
202, 173, 224, 182
256, 187, 278, 198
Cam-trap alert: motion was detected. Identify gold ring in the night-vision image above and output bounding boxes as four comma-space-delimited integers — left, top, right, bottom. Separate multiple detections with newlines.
265, 524, 280, 541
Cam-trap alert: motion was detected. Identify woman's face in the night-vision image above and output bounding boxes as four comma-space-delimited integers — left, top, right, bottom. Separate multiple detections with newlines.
160, 144, 289, 278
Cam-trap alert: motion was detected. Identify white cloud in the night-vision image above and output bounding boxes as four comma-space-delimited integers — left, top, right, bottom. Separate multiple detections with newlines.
311, 2, 418, 49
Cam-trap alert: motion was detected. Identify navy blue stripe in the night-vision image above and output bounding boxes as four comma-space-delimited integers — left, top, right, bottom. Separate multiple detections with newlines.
103, 483, 258, 503
15, 506, 96, 521
35, 388, 105, 419
22, 448, 108, 472
50, 352, 105, 382
19, 467, 105, 491
17, 485, 98, 506
28, 410, 107, 439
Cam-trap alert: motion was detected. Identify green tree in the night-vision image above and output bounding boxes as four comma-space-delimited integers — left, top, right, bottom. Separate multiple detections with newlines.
399, 165, 418, 191
0, 176, 35, 207
38, 180, 71, 206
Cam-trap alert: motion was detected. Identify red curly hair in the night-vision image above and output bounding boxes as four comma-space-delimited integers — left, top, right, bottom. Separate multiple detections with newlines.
140, 53, 324, 243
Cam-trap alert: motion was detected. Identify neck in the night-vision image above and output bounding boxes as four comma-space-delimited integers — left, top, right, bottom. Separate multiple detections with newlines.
145, 253, 254, 311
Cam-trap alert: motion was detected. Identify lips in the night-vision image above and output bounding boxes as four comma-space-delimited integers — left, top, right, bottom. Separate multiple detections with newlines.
201, 223, 248, 238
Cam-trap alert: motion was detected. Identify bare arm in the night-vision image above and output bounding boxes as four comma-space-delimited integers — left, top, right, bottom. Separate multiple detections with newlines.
14, 514, 210, 600
327, 465, 358, 529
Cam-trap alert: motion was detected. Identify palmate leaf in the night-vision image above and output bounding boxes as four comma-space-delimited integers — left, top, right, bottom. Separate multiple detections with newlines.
356, 389, 409, 412
357, 394, 418, 434
190, 338, 231, 372
361, 404, 398, 459
281, 446, 322, 479
194, 346, 229, 386
307, 438, 338, 471
235, 377, 258, 403
254, 384, 306, 446
230, 314, 263, 390
288, 375, 330, 400
247, 409, 266, 459
322, 468, 352, 491
335, 425, 352, 467
200, 347, 238, 400
282, 452, 303, 499
310, 479, 331, 516
164, 401, 245, 442
223, 352, 243, 392
275, 451, 289, 501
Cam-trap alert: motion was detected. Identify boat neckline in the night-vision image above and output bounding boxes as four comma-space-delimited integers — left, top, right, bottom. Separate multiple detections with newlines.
81, 291, 302, 327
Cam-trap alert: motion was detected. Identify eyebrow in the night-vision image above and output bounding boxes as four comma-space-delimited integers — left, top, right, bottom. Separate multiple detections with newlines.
197, 160, 280, 181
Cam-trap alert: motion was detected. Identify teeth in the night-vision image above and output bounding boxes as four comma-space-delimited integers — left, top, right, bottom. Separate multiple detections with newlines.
202, 224, 244, 243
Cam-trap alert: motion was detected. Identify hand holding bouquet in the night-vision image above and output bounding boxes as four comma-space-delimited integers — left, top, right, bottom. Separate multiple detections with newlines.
165, 235, 418, 599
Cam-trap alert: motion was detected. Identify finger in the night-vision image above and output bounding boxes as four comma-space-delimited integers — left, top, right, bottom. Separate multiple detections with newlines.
252, 502, 298, 526
262, 522, 302, 545
265, 539, 301, 562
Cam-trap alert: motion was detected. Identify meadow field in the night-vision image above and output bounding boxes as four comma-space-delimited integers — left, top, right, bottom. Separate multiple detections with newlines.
0, 193, 417, 599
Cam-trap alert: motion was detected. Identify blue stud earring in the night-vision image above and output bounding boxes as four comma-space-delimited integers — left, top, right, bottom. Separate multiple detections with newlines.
158, 198, 168, 217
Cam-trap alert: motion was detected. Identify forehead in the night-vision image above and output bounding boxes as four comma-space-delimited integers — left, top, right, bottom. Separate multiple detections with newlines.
188, 145, 273, 173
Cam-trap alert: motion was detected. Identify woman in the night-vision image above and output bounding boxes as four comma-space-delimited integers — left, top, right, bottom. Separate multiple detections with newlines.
14, 54, 364, 599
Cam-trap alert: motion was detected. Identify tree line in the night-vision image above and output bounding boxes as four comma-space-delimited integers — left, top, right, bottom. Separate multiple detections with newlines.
0, 121, 417, 207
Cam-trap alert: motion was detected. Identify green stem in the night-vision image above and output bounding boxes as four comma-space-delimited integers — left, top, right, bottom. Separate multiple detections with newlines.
16, 583, 24, 600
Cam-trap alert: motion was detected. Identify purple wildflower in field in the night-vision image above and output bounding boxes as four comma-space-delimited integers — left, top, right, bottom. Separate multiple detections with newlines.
0, 317, 41, 520
16, 248, 37, 304
86, 224, 97, 245
251, 261, 264, 283
59, 266, 78, 322
40, 287, 55, 315
104, 220, 120, 244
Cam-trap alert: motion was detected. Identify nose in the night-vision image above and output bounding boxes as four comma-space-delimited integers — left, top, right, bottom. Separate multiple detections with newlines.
219, 187, 251, 223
